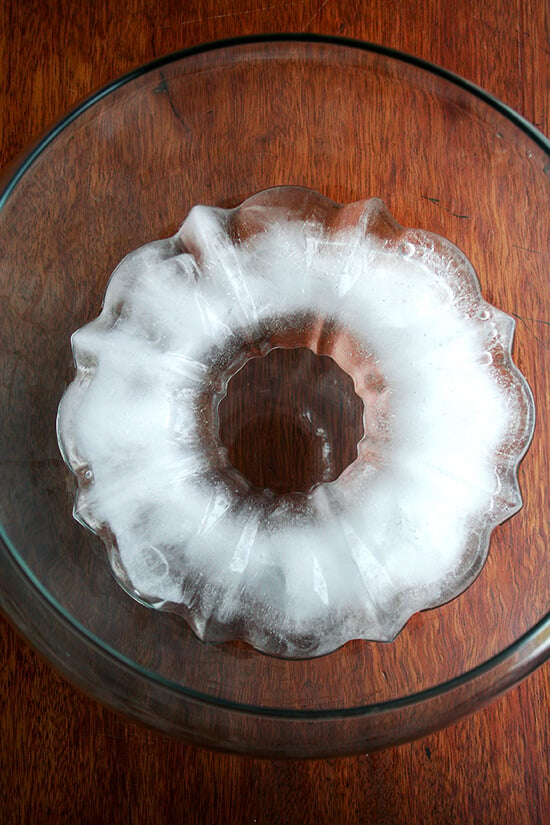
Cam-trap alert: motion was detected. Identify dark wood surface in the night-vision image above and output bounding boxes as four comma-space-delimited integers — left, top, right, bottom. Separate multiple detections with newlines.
1, 1, 549, 823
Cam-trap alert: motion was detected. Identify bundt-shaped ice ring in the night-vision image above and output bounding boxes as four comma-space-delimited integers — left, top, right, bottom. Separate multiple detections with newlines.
57, 186, 534, 658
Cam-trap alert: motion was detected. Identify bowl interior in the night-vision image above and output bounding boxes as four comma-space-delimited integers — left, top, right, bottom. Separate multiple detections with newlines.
0, 39, 548, 715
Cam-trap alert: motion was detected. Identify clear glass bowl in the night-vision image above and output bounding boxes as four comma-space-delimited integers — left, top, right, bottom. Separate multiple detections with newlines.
0, 35, 548, 757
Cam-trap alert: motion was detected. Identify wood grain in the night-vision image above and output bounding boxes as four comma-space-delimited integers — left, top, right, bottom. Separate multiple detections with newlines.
1, 1, 549, 823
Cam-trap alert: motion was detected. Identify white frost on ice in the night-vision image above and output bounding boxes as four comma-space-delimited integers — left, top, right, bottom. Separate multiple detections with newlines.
57, 192, 530, 658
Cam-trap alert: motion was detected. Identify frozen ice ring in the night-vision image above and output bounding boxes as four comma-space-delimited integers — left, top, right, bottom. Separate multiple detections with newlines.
57, 186, 534, 658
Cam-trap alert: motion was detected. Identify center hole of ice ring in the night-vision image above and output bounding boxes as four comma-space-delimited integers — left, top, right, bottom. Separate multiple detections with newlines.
218, 347, 365, 495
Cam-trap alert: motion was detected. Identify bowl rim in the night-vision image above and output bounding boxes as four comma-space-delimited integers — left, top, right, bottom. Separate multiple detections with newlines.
2, 32, 550, 213
0, 32, 549, 722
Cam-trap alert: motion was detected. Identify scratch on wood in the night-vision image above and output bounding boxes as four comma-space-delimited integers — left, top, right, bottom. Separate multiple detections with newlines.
511, 312, 550, 350
516, 0, 525, 113
181, 7, 275, 25
155, 71, 191, 135
143, 9, 157, 57
512, 244, 541, 254
421, 194, 469, 219
306, 0, 331, 28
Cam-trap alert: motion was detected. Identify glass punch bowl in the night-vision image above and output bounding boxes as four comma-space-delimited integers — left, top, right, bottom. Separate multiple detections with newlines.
0, 36, 548, 757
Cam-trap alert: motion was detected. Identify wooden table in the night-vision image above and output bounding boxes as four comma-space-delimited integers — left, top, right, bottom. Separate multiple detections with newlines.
1, 2, 549, 822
